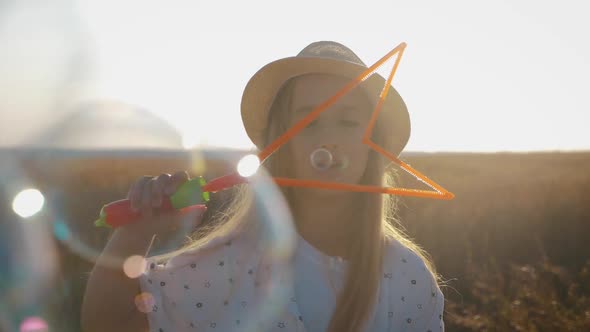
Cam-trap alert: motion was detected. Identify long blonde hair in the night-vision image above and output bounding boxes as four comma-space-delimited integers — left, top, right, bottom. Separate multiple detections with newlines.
164, 75, 442, 331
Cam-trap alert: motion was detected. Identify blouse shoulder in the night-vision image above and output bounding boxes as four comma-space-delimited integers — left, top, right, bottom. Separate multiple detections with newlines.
382, 237, 445, 331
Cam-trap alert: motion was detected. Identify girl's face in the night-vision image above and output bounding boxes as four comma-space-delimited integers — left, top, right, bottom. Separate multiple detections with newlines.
287, 74, 373, 187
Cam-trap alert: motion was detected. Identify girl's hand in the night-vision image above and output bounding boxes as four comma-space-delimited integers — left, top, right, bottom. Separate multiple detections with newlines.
124, 171, 205, 238
127, 171, 190, 216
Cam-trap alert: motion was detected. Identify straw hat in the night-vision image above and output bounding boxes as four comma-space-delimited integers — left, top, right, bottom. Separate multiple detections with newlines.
241, 41, 410, 156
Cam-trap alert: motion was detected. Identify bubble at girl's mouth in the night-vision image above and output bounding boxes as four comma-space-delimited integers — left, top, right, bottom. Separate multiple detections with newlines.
311, 146, 351, 171
310, 147, 333, 170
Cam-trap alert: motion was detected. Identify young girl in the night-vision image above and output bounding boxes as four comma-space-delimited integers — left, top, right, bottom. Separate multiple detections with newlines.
82, 41, 445, 332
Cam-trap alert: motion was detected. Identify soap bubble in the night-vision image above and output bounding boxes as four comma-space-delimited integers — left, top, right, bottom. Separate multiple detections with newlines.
310, 147, 334, 171
41, 146, 296, 330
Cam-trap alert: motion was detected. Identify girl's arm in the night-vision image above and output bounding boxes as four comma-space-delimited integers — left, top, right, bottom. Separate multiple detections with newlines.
81, 207, 204, 332
80, 221, 154, 332
81, 171, 205, 331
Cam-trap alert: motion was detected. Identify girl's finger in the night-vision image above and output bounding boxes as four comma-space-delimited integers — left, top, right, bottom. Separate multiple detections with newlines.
130, 176, 151, 212
126, 181, 136, 200
164, 171, 190, 195
140, 179, 155, 217
151, 174, 171, 207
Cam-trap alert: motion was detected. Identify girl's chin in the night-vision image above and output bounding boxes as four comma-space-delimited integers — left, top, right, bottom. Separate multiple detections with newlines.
293, 174, 362, 196
294, 186, 350, 198
306, 171, 345, 184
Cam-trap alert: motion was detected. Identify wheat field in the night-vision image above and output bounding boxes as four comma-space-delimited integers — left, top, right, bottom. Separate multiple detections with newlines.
1, 149, 588, 331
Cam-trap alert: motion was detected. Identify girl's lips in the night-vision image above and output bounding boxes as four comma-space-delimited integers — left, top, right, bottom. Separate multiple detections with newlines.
315, 156, 347, 171
332, 155, 349, 170
331, 159, 344, 169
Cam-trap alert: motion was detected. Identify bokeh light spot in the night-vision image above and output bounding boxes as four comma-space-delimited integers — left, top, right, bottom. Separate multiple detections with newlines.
12, 189, 45, 218
135, 292, 155, 313
19, 316, 49, 332
237, 154, 260, 177
123, 255, 147, 279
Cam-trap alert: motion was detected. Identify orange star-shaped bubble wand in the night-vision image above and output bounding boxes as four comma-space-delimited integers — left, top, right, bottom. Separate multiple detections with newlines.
95, 42, 453, 229
204, 42, 454, 200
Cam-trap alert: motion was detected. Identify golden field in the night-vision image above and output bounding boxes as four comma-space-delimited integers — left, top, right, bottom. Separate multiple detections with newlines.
1, 149, 588, 331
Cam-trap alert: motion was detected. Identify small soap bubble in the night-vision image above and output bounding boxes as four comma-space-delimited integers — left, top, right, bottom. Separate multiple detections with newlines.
310, 148, 333, 170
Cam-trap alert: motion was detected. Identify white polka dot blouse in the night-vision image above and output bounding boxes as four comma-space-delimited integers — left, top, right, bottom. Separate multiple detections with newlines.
138, 225, 445, 331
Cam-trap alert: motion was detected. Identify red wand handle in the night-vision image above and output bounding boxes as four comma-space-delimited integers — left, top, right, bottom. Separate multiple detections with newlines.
95, 198, 175, 228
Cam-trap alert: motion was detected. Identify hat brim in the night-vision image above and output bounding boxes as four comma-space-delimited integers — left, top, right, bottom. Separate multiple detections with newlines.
241, 56, 411, 156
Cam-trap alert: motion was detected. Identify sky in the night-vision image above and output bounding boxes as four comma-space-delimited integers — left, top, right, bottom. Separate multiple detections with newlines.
1, 0, 589, 152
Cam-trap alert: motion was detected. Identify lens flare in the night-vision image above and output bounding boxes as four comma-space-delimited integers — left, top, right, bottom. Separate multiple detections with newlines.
12, 189, 45, 218
237, 154, 260, 177
19, 316, 48, 332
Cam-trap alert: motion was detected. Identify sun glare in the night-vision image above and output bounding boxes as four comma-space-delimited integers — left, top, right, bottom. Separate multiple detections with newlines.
237, 154, 260, 177
12, 188, 45, 218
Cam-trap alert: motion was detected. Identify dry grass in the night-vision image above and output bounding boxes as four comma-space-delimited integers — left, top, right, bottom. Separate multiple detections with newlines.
396, 151, 590, 331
